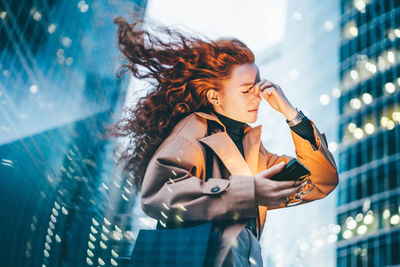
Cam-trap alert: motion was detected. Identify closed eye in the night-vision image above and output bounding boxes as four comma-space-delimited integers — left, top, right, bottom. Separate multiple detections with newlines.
242, 86, 254, 94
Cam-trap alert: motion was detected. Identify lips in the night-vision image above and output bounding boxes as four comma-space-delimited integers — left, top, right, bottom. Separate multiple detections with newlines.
248, 108, 258, 112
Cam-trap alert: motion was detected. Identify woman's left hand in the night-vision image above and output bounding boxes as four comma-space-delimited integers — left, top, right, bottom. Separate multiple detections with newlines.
254, 79, 298, 121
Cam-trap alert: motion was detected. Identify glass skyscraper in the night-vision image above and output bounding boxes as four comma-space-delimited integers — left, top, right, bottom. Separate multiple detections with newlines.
0, 0, 147, 266
337, 0, 400, 266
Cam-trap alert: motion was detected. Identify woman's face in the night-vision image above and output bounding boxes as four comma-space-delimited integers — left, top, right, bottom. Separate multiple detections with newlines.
209, 63, 262, 123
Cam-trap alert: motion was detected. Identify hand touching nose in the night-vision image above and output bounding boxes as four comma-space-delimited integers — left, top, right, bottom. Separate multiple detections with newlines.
253, 79, 298, 121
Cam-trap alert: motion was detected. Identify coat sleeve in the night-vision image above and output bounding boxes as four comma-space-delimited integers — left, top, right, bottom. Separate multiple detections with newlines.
260, 118, 339, 210
140, 134, 258, 224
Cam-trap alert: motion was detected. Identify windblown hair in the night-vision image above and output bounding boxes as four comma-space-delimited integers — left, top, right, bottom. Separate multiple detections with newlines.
107, 16, 255, 193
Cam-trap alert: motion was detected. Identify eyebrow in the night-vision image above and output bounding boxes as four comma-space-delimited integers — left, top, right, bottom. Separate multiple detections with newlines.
240, 82, 255, 87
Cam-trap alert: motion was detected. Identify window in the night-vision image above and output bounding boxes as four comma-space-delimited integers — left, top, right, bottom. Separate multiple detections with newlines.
367, 239, 375, 267
378, 235, 388, 266
366, 170, 374, 196
378, 165, 386, 193
376, 132, 385, 159
388, 161, 397, 190
366, 138, 374, 162
391, 231, 400, 265
356, 175, 363, 200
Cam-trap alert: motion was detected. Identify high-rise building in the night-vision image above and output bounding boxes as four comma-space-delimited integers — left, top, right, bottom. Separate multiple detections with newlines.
0, 1, 147, 266
257, 0, 340, 266
337, 0, 400, 266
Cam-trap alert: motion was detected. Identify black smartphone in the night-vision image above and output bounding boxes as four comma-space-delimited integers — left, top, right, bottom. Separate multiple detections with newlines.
269, 158, 311, 181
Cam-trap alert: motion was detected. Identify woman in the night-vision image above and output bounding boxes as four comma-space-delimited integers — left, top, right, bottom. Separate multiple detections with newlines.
109, 16, 339, 267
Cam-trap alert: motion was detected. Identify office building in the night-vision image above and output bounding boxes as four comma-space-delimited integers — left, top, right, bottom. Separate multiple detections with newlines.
0, 0, 147, 266
336, 0, 400, 266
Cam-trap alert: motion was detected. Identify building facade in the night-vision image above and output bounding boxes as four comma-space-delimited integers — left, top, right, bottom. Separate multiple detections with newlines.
0, 0, 147, 266
337, 0, 400, 266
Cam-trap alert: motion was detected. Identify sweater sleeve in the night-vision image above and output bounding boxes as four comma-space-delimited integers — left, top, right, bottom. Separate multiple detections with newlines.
261, 118, 339, 210
289, 117, 318, 150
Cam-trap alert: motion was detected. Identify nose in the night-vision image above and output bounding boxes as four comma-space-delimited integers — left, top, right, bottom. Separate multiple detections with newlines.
248, 86, 262, 105
250, 97, 261, 110
252, 90, 262, 103
251, 85, 261, 97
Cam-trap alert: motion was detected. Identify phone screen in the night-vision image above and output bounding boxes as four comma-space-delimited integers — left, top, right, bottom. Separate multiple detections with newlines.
269, 158, 311, 181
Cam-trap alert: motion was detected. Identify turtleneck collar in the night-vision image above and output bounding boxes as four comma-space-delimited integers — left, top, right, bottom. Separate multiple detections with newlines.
213, 111, 246, 138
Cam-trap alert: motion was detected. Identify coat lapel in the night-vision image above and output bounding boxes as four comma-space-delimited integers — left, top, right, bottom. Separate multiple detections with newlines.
194, 112, 262, 176
242, 125, 262, 175
198, 131, 252, 176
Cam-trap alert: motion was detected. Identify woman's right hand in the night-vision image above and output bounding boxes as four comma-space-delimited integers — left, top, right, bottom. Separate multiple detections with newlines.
253, 162, 303, 207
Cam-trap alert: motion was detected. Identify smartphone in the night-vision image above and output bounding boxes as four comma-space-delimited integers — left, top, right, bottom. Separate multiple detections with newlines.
269, 158, 311, 181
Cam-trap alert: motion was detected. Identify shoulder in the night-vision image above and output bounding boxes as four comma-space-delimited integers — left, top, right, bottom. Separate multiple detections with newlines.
169, 112, 208, 140
147, 113, 211, 171
153, 112, 209, 157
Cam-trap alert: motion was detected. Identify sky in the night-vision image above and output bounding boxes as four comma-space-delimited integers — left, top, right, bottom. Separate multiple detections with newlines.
144, 0, 288, 54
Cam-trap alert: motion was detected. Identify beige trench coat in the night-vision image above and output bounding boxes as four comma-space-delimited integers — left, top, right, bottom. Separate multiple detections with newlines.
140, 111, 339, 267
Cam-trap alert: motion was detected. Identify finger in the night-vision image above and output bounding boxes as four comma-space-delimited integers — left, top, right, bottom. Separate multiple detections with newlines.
260, 82, 273, 89
293, 180, 303, 187
253, 82, 261, 95
259, 162, 286, 177
261, 81, 273, 87
254, 79, 265, 88
274, 179, 303, 189
260, 88, 278, 98
254, 79, 267, 95
275, 186, 302, 199
260, 84, 277, 94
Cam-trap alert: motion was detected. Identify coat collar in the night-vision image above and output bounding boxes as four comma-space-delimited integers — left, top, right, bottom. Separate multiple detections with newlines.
194, 111, 262, 176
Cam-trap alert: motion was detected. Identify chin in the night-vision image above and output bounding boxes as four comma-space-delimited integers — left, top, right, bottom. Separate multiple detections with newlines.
246, 115, 257, 124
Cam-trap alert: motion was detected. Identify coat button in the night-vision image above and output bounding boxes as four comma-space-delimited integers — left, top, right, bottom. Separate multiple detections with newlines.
211, 186, 220, 193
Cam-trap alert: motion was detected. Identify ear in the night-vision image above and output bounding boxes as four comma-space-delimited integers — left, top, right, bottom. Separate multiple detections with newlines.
206, 89, 219, 105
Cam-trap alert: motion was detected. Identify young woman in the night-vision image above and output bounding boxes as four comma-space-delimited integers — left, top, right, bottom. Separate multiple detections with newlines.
110, 16, 339, 267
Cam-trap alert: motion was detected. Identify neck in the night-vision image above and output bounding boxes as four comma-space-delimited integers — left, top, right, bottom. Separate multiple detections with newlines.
213, 111, 245, 136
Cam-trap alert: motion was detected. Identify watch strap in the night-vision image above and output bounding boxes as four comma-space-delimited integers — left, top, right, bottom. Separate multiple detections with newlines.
286, 108, 305, 127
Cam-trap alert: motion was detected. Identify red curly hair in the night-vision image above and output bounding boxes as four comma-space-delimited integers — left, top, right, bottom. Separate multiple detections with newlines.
108, 16, 255, 192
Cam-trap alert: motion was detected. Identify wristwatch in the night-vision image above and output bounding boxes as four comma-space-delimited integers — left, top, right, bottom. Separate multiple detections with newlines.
286, 108, 305, 127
